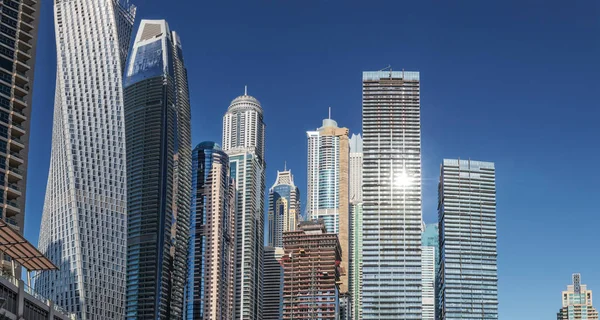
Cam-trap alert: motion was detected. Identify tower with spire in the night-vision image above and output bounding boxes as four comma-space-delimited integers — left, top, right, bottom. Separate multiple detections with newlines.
222, 87, 266, 320
267, 166, 300, 247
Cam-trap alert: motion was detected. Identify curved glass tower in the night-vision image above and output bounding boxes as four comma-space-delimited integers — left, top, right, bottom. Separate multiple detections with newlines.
222, 89, 266, 320
123, 20, 192, 319
36, 1, 136, 319
267, 168, 300, 247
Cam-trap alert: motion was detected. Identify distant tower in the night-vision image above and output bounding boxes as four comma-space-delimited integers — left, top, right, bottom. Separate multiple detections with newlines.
268, 168, 300, 247
557, 274, 598, 319
185, 142, 235, 319
222, 88, 266, 320
306, 115, 350, 299
263, 246, 285, 320
438, 159, 498, 319
349, 133, 363, 202
348, 133, 363, 320
422, 224, 438, 320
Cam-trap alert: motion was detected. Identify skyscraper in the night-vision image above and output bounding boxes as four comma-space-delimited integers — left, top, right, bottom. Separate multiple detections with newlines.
282, 220, 342, 320
268, 167, 300, 247
306, 116, 350, 298
222, 88, 266, 320
361, 70, 422, 319
185, 142, 235, 320
438, 159, 498, 319
36, 1, 136, 319
123, 19, 192, 319
348, 134, 363, 320
557, 274, 598, 320
0, 0, 41, 276
349, 133, 363, 203
421, 224, 438, 320
263, 246, 285, 320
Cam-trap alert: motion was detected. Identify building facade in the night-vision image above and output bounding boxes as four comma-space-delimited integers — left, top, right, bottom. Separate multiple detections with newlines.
222, 89, 266, 320
123, 19, 192, 319
35, 1, 136, 319
438, 159, 498, 319
349, 133, 363, 203
268, 168, 300, 247
361, 70, 422, 319
263, 246, 285, 320
282, 221, 341, 320
185, 142, 235, 320
557, 274, 598, 320
0, 0, 40, 276
421, 224, 438, 320
349, 202, 363, 320
306, 117, 350, 298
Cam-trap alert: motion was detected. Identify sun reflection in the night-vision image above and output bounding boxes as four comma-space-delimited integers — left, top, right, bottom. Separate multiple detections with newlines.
394, 170, 413, 187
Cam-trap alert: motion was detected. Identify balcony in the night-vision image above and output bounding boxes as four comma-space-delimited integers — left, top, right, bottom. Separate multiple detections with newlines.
10, 123, 25, 137
8, 151, 23, 166
6, 183, 21, 198
5, 200, 20, 215
7, 166, 22, 180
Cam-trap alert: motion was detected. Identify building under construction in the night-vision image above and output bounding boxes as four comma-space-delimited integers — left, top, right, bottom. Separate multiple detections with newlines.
282, 220, 341, 320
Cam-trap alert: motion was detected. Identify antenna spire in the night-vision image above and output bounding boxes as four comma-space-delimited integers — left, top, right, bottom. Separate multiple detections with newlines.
328, 107, 331, 119
284, 161, 287, 171
244, 85, 247, 95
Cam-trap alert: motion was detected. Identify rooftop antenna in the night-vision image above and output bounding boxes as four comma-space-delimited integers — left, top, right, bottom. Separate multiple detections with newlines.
244, 85, 247, 95
284, 161, 287, 171
328, 107, 331, 120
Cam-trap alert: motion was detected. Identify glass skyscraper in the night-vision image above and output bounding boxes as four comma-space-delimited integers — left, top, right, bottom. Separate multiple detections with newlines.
422, 223, 438, 320
348, 133, 363, 320
306, 116, 350, 298
263, 246, 285, 320
267, 168, 300, 247
557, 274, 598, 320
222, 89, 266, 320
0, 0, 40, 277
123, 20, 192, 319
185, 142, 235, 320
438, 159, 498, 319
361, 70, 422, 319
36, 1, 136, 319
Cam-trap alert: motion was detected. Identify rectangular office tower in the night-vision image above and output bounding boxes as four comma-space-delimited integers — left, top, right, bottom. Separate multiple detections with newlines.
0, 0, 40, 275
282, 221, 342, 320
35, 1, 136, 319
438, 159, 498, 319
185, 142, 236, 320
123, 20, 192, 319
263, 246, 285, 320
222, 89, 266, 320
361, 70, 422, 319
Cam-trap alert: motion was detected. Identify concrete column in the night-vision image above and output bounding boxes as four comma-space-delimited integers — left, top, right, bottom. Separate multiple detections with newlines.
16, 280, 24, 319
48, 300, 55, 319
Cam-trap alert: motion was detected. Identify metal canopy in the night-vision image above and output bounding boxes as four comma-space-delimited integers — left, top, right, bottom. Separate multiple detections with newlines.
0, 219, 58, 271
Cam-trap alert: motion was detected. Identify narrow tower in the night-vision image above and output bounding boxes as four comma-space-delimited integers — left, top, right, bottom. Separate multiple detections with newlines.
222, 88, 266, 320
268, 168, 300, 247
36, 1, 136, 319
122, 20, 192, 319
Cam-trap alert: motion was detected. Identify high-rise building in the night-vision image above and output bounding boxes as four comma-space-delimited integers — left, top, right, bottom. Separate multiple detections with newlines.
185, 142, 235, 320
268, 168, 300, 247
421, 224, 438, 320
349, 202, 363, 320
222, 88, 266, 320
349, 133, 363, 203
263, 246, 285, 320
361, 70, 422, 319
557, 274, 598, 320
35, 1, 136, 319
0, 0, 40, 276
438, 159, 498, 319
282, 220, 341, 320
306, 116, 350, 298
123, 19, 192, 319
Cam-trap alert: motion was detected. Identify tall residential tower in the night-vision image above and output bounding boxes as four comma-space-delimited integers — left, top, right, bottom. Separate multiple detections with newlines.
0, 0, 41, 276
36, 1, 136, 319
185, 142, 236, 320
222, 88, 266, 320
422, 223, 438, 320
267, 168, 300, 247
557, 274, 598, 320
361, 70, 422, 319
348, 133, 363, 320
438, 159, 498, 319
123, 19, 192, 319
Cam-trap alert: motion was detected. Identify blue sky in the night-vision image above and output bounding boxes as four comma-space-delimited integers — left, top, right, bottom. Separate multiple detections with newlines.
26, 1, 598, 319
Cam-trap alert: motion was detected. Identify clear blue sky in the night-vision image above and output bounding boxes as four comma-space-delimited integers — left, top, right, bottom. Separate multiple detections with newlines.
26, 1, 599, 319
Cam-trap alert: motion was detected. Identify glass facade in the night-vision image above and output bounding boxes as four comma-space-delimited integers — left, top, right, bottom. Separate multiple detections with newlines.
422, 224, 438, 320
35, 1, 136, 319
123, 20, 192, 319
222, 92, 266, 320
349, 202, 363, 320
185, 142, 235, 319
0, 0, 41, 277
268, 169, 300, 247
263, 246, 285, 320
362, 70, 422, 319
438, 159, 498, 320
